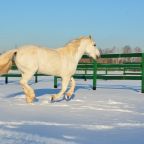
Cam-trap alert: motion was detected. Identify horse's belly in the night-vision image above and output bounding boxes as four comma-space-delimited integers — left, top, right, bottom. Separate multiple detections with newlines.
38, 62, 62, 76
37, 49, 62, 76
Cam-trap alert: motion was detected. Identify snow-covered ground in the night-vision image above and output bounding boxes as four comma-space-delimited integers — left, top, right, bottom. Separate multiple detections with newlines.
0, 76, 144, 144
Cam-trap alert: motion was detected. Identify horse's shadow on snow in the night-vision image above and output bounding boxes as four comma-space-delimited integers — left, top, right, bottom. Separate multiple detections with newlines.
5, 83, 140, 100
5, 84, 90, 100
5, 88, 60, 98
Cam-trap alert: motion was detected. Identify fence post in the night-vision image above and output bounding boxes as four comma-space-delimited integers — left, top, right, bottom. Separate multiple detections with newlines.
106, 68, 108, 75
141, 53, 144, 93
5, 75, 8, 84
93, 60, 97, 90
54, 76, 58, 88
84, 64, 87, 81
123, 67, 126, 75
35, 73, 38, 83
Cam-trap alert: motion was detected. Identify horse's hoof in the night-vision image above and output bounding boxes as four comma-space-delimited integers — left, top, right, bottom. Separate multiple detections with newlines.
26, 98, 33, 104
51, 97, 54, 102
50, 96, 55, 103
64, 94, 75, 101
64, 95, 70, 101
50, 95, 66, 103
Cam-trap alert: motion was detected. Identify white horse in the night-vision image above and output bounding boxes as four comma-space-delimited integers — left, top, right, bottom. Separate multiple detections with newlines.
0, 36, 100, 103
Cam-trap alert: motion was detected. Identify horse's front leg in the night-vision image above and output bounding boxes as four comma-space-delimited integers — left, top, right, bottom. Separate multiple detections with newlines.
51, 76, 70, 101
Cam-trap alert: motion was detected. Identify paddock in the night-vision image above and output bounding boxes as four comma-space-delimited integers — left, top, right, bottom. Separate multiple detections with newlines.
0, 52, 144, 143
0, 76, 144, 144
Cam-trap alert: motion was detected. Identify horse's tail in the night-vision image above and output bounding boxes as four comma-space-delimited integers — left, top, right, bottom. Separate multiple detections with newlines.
0, 49, 17, 75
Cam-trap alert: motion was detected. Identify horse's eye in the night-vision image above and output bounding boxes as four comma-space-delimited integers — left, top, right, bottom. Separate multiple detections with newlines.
93, 44, 96, 47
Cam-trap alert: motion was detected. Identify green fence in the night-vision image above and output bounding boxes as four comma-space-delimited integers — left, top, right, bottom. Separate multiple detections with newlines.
97, 53, 144, 93
54, 53, 144, 93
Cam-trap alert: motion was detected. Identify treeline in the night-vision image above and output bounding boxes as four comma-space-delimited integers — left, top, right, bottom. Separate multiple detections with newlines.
98, 45, 142, 64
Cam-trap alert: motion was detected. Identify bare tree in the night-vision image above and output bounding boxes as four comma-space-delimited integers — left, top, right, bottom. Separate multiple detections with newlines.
122, 45, 132, 62
123, 45, 132, 53
135, 47, 141, 53
134, 47, 142, 62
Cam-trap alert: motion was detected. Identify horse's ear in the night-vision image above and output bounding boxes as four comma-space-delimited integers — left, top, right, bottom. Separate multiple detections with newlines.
89, 35, 92, 39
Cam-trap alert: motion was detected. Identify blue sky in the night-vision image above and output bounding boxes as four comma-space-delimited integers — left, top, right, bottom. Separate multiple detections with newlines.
0, 0, 144, 52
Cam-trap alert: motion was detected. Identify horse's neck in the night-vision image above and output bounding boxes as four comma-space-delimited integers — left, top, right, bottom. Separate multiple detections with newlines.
57, 45, 85, 64
75, 46, 85, 64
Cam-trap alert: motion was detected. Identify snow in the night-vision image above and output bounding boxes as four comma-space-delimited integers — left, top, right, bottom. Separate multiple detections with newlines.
0, 76, 144, 144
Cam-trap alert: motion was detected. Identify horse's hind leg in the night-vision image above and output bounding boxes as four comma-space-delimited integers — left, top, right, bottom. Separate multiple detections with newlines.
66, 77, 75, 97
20, 72, 35, 103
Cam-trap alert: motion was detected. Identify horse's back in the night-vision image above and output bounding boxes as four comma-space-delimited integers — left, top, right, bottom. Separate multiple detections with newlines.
15, 45, 61, 76
17, 45, 38, 55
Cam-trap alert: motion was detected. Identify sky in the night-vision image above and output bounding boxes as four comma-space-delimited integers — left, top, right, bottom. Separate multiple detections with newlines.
0, 0, 144, 52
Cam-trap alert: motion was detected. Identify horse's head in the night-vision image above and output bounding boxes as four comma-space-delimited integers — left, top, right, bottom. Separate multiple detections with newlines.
83, 36, 100, 60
